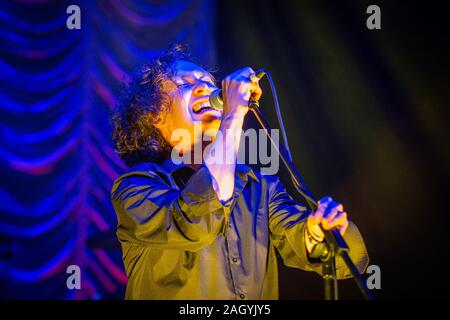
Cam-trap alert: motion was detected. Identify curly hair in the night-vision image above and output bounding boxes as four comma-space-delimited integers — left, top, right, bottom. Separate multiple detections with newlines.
111, 44, 197, 167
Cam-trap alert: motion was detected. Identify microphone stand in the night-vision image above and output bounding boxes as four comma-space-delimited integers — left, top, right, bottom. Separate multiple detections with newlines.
248, 101, 373, 300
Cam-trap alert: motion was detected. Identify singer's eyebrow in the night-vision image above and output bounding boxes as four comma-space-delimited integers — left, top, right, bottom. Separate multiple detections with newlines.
193, 70, 216, 83
174, 71, 216, 86
171, 63, 217, 86
201, 72, 217, 85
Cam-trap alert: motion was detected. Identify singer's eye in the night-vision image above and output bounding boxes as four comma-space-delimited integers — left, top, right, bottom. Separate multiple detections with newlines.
206, 80, 217, 87
200, 77, 215, 86
173, 80, 190, 88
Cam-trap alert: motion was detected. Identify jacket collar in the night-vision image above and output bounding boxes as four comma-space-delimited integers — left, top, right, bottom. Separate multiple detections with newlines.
161, 158, 259, 184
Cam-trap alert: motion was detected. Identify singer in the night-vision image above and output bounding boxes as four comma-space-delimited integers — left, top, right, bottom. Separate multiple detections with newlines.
111, 44, 369, 300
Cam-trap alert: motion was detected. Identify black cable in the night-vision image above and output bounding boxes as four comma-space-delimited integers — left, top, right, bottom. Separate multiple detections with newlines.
253, 69, 317, 210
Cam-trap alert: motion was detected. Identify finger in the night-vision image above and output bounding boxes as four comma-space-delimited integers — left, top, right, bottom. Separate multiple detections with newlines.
311, 202, 326, 222
339, 220, 349, 235
238, 80, 252, 100
242, 66, 255, 78
318, 196, 332, 206
221, 78, 228, 90
308, 210, 322, 226
321, 202, 343, 230
230, 66, 254, 79
224, 68, 247, 83
306, 214, 325, 240
223, 77, 251, 97
225, 76, 251, 87
322, 201, 342, 220
237, 79, 251, 91
322, 211, 348, 230
307, 207, 322, 230
321, 210, 339, 230
306, 213, 317, 226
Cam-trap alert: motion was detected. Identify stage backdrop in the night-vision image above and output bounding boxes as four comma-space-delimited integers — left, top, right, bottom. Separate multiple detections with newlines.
0, 0, 216, 299
1, 0, 449, 300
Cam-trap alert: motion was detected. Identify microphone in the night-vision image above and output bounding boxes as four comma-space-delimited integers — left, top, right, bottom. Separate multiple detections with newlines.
209, 70, 266, 110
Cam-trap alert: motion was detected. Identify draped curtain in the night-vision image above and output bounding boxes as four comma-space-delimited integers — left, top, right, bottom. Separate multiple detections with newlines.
0, 0, 216, 299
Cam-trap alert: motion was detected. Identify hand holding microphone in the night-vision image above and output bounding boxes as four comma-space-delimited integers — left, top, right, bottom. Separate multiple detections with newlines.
204, 67, 262, 202
305, 196, 349, 254
209, 67, 264, 115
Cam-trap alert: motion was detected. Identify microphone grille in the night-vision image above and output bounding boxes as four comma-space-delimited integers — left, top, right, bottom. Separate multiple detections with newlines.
209, 89, 223, 110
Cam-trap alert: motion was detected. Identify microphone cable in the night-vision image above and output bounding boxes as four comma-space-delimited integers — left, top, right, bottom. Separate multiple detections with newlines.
252, 69, 318, 210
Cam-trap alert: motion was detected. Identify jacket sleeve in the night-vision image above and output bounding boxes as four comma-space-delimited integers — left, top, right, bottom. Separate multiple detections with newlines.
267, 176, 369, 279
111, 165, 229, 251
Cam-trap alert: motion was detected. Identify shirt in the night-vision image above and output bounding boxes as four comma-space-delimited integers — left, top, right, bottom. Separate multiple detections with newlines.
111, 159, 369, 300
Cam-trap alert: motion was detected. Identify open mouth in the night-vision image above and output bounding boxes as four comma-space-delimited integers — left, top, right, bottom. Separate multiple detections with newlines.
192, 101, 218, 114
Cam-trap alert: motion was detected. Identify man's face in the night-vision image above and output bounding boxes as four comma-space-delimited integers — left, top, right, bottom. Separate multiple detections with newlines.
155, 60, 221, 148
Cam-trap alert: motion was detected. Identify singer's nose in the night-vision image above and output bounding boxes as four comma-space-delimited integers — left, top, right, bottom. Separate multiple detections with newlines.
192, 82, 212, 96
